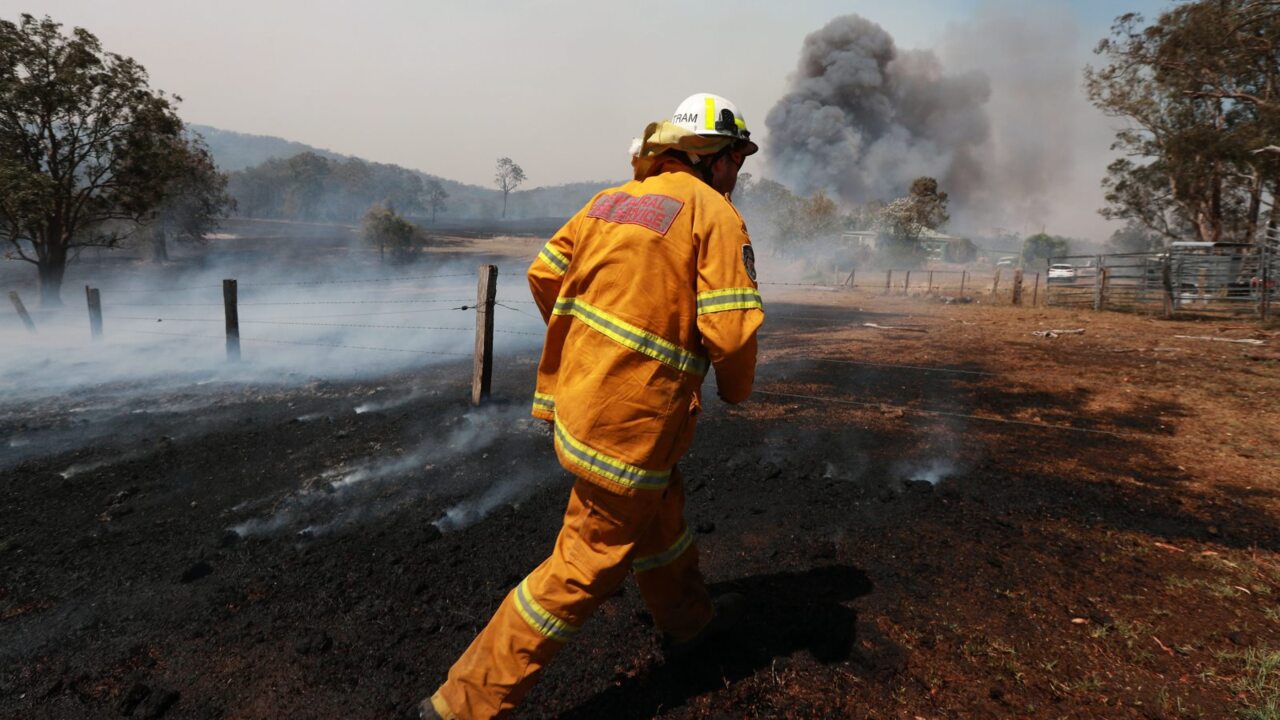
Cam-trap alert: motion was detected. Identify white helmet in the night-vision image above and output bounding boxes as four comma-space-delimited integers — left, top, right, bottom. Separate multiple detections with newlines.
670, 92, 759, 156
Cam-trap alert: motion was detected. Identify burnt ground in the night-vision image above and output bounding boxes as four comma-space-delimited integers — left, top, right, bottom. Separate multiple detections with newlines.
4, 275, 1280, 719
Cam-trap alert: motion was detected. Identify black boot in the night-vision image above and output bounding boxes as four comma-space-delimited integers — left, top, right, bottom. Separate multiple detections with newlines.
662, 592, 746, 659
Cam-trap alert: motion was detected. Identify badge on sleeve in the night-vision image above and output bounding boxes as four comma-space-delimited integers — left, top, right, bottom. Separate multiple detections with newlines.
741, 244, 757, 282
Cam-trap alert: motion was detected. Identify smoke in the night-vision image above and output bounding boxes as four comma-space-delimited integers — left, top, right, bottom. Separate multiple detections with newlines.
763, 5, 1116, 240
938, 2, 1115, 240
230, 405, 556, 538
764, 14, 991, 213
0, 243, 545, 474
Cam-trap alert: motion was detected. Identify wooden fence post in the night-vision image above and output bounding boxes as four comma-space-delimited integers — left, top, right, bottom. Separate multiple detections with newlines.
927, 270, 934, 295
1162, 259, 1175, 319
903, 270, 911, 295
223, 279, 240, 362
1012, 268, 1024, 305
472, 264, 498, 405
959, 271, 967, 295
1093, 261, 1109, 312
990, 268, 1002, 299
884, 270, 893, 295
85, 286, 103, 340
8, 291, 36, 333
1032, 272, 1040, 306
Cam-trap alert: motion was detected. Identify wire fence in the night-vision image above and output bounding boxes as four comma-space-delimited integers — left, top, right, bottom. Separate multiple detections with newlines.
6, 261, 1210, 439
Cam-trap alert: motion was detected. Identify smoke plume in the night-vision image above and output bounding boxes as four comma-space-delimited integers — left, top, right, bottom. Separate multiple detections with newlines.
764, 7, 1113, 239
764, 14, 991, 212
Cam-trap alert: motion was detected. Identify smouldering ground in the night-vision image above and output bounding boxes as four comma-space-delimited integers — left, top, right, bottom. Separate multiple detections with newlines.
3, 244, 1280, 719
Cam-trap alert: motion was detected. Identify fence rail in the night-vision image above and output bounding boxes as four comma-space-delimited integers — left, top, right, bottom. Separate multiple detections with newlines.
1046, 239, 1277, 319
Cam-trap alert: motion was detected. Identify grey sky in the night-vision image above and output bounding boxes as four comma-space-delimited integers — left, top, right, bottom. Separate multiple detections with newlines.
6, 0, 1171, 238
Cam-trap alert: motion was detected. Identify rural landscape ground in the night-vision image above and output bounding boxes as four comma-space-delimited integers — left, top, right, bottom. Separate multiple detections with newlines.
3, 233, 1280, 719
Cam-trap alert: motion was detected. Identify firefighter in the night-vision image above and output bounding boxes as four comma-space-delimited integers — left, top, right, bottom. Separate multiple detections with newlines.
421, 93, 764, 720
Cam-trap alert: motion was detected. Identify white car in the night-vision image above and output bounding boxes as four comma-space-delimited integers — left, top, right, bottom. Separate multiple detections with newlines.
1048, 264, 1076, 282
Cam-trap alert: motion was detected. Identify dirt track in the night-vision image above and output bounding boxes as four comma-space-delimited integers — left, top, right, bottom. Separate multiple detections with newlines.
4, 269, 1280, 719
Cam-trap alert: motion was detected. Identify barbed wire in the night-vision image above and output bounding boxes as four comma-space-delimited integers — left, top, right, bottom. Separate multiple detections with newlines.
120, 329, 471, 356
238, 272, 474, 288
108, 299, 474, 308
96, 284, 225, 294
109, 316, 474, 332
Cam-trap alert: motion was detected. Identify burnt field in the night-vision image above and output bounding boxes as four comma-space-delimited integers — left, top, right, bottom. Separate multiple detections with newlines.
4, 250, 1280, 719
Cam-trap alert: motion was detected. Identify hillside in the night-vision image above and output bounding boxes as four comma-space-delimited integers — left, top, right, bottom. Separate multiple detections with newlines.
191, 124, 619, 222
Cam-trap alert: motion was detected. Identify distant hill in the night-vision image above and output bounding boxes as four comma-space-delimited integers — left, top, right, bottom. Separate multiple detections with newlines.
191, 124, 619, 222
189, 125, 344, 172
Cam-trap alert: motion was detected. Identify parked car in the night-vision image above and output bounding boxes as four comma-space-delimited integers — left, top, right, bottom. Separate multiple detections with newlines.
995, 257, 1017, 268
1047, 263, 1076, 282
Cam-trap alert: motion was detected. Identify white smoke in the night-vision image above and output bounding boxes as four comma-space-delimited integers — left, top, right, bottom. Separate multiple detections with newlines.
230, 405, 555, 538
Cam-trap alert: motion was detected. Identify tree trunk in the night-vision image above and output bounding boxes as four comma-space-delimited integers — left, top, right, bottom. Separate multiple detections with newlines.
502, 191, 509, 219
152, 225, 169, 263
37, 250, 67, 308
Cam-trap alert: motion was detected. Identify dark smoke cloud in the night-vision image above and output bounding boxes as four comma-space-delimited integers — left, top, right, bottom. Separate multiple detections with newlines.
764, 15, 991, 210
765, 8, 1115, 240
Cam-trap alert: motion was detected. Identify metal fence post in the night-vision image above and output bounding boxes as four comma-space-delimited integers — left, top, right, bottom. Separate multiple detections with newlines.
1162, 257, 1175, 319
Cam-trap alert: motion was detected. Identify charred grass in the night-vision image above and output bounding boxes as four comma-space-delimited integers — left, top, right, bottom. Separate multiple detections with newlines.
2, 283, 1279, 719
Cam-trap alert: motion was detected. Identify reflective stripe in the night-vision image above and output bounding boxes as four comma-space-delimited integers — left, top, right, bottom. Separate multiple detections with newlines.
513, 577, 578, 642
634, 525, 694, 573
704, 96, 716, 130
554, 419, 669, 491
696, 287, 763, 315
538, 245, 569, 275
532, 392, 555, 414
552, 297, 708, 376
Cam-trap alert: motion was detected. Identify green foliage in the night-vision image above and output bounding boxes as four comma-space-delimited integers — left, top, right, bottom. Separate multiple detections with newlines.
0, 14, 190, 304
1086, 2, 1280, 243
228, 153, 426, 223
1105, 220, 1164, 254
1022, 233, 1071, 264
361, 203, 419, 264
872, 177, 951, 267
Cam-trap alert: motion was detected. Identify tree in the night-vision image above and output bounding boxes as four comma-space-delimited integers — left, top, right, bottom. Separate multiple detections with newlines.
1105, 220, 1164, 254
0, 15, 188, 306
361, 202, 417, 264
1086, 3, 1280, 243
1022, 233, 1071, 265
873, 176, 951, 266
148, 135, 233, 262
494, 157, 525, 219
424, 178, 448, 223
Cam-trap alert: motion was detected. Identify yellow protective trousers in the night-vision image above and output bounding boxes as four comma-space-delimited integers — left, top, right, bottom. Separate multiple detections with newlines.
429, 469, 712, 720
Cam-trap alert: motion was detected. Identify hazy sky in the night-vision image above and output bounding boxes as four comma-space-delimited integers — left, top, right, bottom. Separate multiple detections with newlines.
5, 0, 1172, 237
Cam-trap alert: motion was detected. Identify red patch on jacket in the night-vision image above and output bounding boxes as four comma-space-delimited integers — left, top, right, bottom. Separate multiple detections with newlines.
586, 193, 684, 235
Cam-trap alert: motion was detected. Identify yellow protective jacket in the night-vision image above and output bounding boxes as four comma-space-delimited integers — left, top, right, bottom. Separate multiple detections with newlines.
527, 157, 763, 497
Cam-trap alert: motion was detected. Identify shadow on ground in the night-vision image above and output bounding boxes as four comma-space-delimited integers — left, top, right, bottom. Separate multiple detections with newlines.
556, 566, 873, 720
